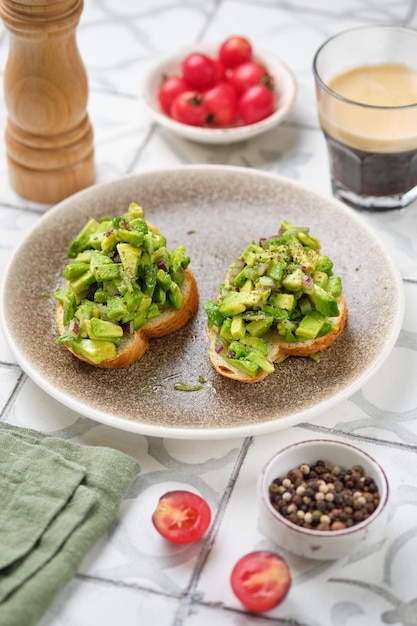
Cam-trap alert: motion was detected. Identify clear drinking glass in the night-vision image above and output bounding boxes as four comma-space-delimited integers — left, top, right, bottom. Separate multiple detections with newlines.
313, 25, 417, 210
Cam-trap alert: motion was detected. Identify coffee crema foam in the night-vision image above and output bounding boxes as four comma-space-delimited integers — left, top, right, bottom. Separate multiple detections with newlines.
318, 63, 417, 153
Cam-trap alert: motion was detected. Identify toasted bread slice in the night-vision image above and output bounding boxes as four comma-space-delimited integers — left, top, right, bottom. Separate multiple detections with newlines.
56, 267, 198, 368
207, 293, 347, 383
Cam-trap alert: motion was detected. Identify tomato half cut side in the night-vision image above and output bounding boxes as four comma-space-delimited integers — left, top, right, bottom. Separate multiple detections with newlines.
230, 550, 291, 613
152, 490, 211, 544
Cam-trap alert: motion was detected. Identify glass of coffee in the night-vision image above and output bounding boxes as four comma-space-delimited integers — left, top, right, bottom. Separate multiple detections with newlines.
313, 25, 417, 210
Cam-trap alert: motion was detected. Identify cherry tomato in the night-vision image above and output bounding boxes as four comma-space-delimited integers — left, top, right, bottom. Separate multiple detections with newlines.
229, 61, 273, 94
219, 35, 252, 69
158, 75, 189, 115
205, 82, 238, 126
152, 490, 211, 544
213, 59, 227, 84
182, 53, 217, 90
230, 551, 291, 613
238, 84, 275, 124
170, 90, 209, 126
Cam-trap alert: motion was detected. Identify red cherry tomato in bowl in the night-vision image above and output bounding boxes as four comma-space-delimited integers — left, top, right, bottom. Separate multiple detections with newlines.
152, 490, 211, 544
158, 75, 189, 115
230, 551, 291, 613
182, 53, 217, 90
229, 61, 273, 94
219, 35, 252, 69
170, 90, 209, 126
205, 82, 238, 126
238, 84, 275, 125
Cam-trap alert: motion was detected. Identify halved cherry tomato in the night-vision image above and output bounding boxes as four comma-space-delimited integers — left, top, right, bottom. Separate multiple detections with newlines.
152, 490, 211, 544
170, 90, 209, 126
219, 35, 252, 69
182, 53, 217, 90
158, 75, 189, 115
230, 551, 291, 613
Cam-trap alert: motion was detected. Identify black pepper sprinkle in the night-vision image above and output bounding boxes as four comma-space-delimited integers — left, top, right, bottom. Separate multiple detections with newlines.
268, 459, 380, 531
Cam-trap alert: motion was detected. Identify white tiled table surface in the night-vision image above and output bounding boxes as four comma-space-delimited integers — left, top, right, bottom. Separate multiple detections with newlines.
1, 2, 417, 625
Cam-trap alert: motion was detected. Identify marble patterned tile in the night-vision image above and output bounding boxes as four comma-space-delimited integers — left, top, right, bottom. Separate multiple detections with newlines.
38, 577, 181, 626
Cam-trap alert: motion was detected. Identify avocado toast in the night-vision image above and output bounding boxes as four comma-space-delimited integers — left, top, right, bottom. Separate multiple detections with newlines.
54, 202, 198, 368
204, 220, 347, 383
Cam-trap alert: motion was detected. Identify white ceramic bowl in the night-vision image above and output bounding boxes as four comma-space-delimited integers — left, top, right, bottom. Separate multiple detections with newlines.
142, 43, 297, 144
258, 439, 389, 560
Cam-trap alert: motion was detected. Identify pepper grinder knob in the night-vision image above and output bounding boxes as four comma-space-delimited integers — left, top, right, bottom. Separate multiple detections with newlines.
0, 0, 95, 203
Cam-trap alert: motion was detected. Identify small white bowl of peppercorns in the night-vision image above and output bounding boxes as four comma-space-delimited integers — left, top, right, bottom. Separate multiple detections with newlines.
258, 439, 389, 560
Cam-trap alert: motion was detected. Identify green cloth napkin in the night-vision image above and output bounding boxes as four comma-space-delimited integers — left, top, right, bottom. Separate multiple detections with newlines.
0, 422, 140, 626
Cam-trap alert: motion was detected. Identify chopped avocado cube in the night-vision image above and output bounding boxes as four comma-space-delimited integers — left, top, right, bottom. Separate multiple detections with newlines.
124, 202, 144, 219
240, 335, 268, 355
316, 255, 333, 275
114, 228, 144, 247
156, 268, 172, 290
230, 315, 246, 340
272, 293, 295, 311
70, 338, 117, 364
261, 305, 288, 322
146, 303, 160, 320
54, 285, 76, 326
67, 219, 100, 258
89, 318, 123, 339
143, 264, 157, 296
88, 220, 113, 250
124, 284, 144, 311
117, 242, 142, 282
240, 279, 254, 292
312, 270, 329, 289
106, 296, 128, 321
220, 318, 234, 343
128, 217, 148, 233
153, 284, 167, 305
257, 276, 276, 288
219, 293, 246, 317
327, 276, 342, 297
297, 231, 320, 250
317, 321, 335, 337
228, 340, 248, 359
168, 282, 184, 310
298, 295, 312, 315
309, 284, 340, 317
246, 350, 275, 374
63, 262, 90, 281
223, 355, 260, 377
282, 267, 304, 291
204, 300, 225, 327
246, 317, 273, 337
267, 261, 284, 282
133, 294, 152, 329
93, 263, 120, 281
233, 268, 250, 288
69, 270, 96, 297
101, 230, 118, 252
241, 242, 258, 267
295, 311, 326, 339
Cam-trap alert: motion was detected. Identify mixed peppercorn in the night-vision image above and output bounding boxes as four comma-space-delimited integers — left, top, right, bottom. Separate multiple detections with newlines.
269, 459, 380, 531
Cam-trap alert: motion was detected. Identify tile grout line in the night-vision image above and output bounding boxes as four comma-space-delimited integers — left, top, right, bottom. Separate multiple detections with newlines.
299, 421, 417, 453
0, 369, 27, 421
173, 436, 254, 625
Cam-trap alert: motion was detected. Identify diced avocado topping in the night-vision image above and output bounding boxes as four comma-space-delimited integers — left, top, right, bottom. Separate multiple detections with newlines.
204, 220, 343, 378
54, 202, 191, 364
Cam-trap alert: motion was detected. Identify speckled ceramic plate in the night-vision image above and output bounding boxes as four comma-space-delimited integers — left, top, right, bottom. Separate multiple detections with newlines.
0, 166, 404, 439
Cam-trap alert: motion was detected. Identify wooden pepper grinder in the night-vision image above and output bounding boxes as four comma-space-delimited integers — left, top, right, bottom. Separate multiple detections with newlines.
0, 0, 95, 203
